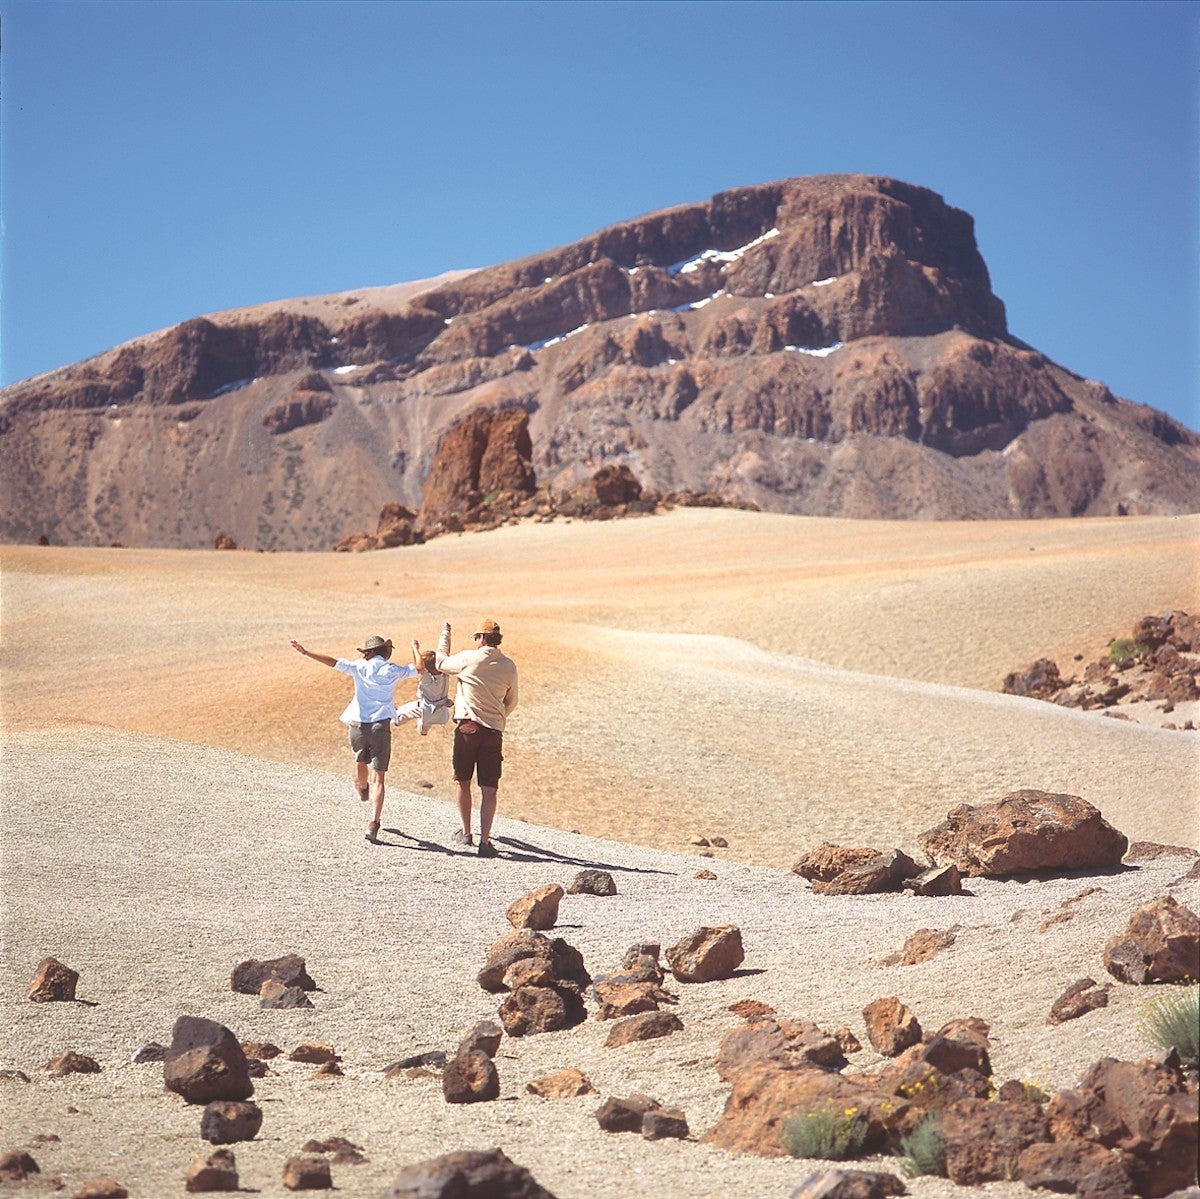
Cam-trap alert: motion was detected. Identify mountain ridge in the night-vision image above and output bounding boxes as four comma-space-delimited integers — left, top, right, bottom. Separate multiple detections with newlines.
2, 173, 1197, 549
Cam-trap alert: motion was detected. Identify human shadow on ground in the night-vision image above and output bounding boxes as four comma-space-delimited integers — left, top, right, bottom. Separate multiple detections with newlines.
374, 829, 675, 876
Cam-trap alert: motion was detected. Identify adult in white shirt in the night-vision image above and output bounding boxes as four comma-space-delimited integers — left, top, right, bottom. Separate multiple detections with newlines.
290, 634, 417, 843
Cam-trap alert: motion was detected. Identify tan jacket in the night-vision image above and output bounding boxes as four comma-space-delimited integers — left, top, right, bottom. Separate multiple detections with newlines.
436, 627, 518, 731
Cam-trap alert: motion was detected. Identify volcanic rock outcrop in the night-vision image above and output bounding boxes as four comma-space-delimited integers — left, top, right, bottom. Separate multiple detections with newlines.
3, 174, 1198, 548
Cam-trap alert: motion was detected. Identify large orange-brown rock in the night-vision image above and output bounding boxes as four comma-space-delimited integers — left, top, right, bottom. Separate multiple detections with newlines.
665, 925, 744, 982
916, 790, 1128, 877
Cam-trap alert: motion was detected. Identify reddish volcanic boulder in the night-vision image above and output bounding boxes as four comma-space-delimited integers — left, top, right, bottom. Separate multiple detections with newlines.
665, 925, 745, 982
792, 844, 883, 882
382, 1148, 558, 1199
715, 1018, 847, 1080
1102, 896, 1200, 984
164, 1016, 254, 1105
916, 790, 1128, 877
506, 884, 564, 931
1003, 658, 1064, 699
938, 1097, 1051, 1185
27, 956, 79, 1002
862, 997, 922, 1057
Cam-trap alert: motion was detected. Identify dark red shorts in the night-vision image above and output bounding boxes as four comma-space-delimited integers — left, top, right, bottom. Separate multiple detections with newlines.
452, 720, 504, 788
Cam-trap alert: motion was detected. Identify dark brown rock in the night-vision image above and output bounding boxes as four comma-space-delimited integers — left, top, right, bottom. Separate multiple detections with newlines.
665, 925, 744, 982
457, 1019, 502, 1059
1103, 896, 1200, 984
381, 1148, 558, 1198
902, 865, 962, 896
72, 1179, 128, 1199
28, 957, 80, 1002
1048, 978, 1111, 1025
789, 1170, 907, 1199
729, 998, 777, 1020
605, 1009, 684, 1047
642, 1107, 689, 1140
1003, 658, 1064, 699
916, 790, 1128, 876
498, 983, 586, 1037
288, 1043, 337, 1064
260, 980, 314, 1009
200, 1099, 262, 1144
0, 1149, 39, 1180
939, 1097, 1051, 1184
792, 844, 882, 882
596, 1093, 660, 1133
812, 850, 921, 895
477, 930, 590, 993
592, 979, 665, 1020
164, 1015, 253, 1105
44, 1051, 101, 1076
1046, 1056, 1198, 1197
566, 869, 617, 896
441, 1049, 500, 1104
1017, 1140, 1133, 1198
281, 1155, 332, 1191
230, 954, 315, 995
185, 1147, 240, 1193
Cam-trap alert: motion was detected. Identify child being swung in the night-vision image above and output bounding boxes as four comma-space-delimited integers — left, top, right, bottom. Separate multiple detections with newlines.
394, 644, 452, 735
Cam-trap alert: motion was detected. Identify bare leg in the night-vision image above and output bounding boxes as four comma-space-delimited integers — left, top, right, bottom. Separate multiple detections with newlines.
356, 761, 370, 801
479, 786, 498, 844
370, 768, 385, 824
456, 779, 473, 837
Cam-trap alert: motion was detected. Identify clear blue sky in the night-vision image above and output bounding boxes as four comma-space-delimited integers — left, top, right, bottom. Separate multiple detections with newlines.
2, 0, 1197, 431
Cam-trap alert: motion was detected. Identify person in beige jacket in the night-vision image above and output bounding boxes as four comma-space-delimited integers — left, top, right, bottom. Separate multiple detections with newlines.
436, 618, 518, 858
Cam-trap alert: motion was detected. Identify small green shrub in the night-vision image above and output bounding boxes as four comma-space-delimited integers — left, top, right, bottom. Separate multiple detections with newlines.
783, 1103, 870, 1161
1143, 984, 1199, 1066
1105, 637, 1151, 663
899, 1112, 947, 1177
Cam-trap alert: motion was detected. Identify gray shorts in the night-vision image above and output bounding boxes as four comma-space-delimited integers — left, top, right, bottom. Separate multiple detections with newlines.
348, 720, 392, 772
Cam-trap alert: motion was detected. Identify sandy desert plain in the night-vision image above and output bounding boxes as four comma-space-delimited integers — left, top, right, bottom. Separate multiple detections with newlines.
1, 507, 1199, 1199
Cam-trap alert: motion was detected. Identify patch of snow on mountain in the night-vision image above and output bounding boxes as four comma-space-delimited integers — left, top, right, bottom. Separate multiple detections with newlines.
784, 342, 844, 358
524, 324, 590, 352
668, 227, 780, 277
812, 277, 838, 287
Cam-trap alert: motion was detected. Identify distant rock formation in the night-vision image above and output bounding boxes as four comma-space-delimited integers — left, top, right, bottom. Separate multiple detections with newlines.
3, 174, 1198, 548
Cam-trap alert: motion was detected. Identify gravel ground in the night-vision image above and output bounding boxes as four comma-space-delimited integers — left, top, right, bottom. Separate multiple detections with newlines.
2, 727, 1197, 1199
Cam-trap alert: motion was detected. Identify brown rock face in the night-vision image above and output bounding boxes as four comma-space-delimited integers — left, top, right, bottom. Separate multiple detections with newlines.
7, 174, 1198, 550
1102, 896, 1200, 984
917, 790, 1128, 877
230, 954, 315, 995
938, 1098, 1051, 1185
506, 884, 565, 931
441, 1049, 500, 1104
715, 1018, 848, 1079
862, 997, 922, 1057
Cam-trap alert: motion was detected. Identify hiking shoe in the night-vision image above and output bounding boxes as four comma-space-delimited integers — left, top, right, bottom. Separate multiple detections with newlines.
477, 840, 499, 859
451, 829, 474, 848
366, 821, 380, 843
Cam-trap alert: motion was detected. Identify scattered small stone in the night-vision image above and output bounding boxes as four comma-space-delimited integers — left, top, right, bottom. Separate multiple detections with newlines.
903, 864, 963, 896
0, 1149, 39, 1180
689, 836, 710, 847
311, 1061, 343, 1079
526, 1067, 595, 1098
595, 1093, 659, 1132
72, 1179, 128, 1199
282, 1155, 332, 1191
710, 836, 729, 848
566, 869, 617, 896
417, 780, 435, 789
28, 957, 80, 1003
1048, 978, 1111, 1025
506, 884, 564, 931
457, 1020, 503, 1059
694, 869, 717, 880
288, 1043, 338, 1064
246, 1059, 269, 1079
642, 1107, 689, 1140
260, 979, 315, 1009
0, 1070, 30, 1084
240, 1041, 282, 1059
834, 1026, 863, 1055
185, 1147, 239, 1193
665, 925, 744, 982
302, 1137, 365, 1165
230, 954, 315, 996
130, 1042, 166, 1064
44, 1052, 101, 1076
442, 1049, 499, 1104
200, 1100, 262, 1144
604, 1010, 684, 1047
728, 999, 776, 1020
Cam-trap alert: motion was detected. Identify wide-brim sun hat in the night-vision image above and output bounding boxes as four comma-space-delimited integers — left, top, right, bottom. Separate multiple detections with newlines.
358, 635, 393, 653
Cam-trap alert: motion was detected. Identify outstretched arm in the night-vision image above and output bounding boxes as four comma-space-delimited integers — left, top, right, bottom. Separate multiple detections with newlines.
411, 638, 422, 671
290, 640, 338, 668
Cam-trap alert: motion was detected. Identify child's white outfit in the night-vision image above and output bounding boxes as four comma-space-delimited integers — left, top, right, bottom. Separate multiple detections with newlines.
394, 669, 452, 731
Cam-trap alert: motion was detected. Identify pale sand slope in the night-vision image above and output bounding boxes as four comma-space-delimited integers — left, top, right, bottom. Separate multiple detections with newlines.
3, 510, 1198, 864
1, 727, 1198, 1199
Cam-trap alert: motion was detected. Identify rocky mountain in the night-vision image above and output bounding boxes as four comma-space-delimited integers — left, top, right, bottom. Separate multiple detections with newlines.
2, 174, 1198, 549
